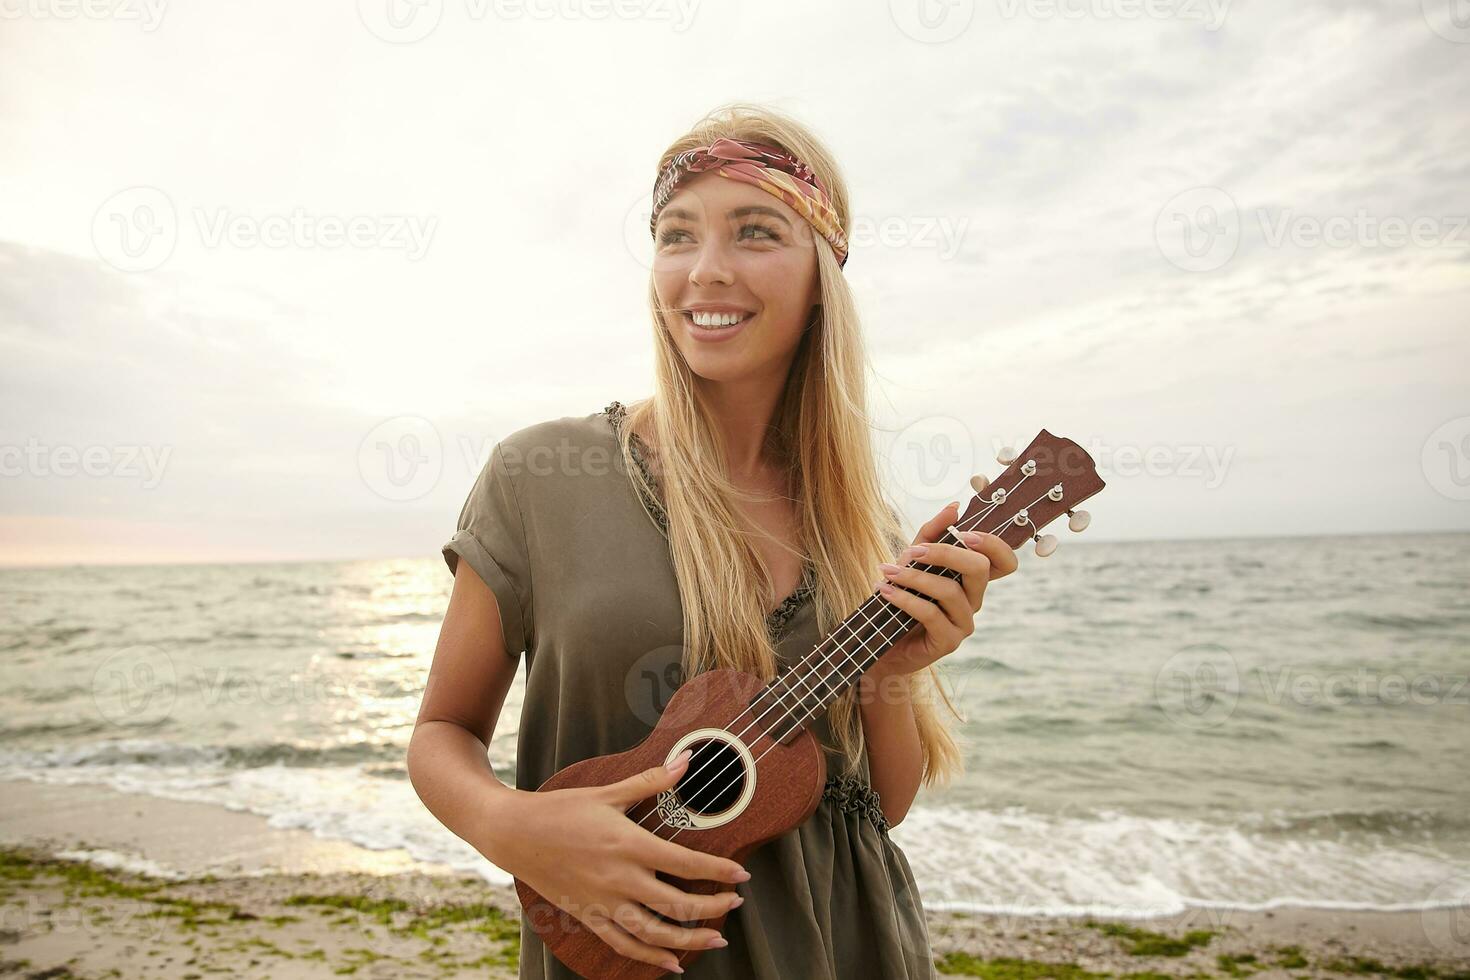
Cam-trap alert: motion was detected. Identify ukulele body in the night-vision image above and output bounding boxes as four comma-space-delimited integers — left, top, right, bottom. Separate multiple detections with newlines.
513, 667, 829, 980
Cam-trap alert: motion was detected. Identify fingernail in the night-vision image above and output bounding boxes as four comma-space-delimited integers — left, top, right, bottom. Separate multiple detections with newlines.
962, 531, 984, 544
900, 545, 927, 560
707, 936, 728, 948
666, 748, 692, 772
878, 581, 895, 593
729, 895, 744, 909
948, 500, 960, 511
665, 960, 683, 973
734, 868, 751, 882
879, 562, 902, 576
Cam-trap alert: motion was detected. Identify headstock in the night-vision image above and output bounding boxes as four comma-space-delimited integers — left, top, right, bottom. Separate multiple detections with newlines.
952, 430, 1105, 558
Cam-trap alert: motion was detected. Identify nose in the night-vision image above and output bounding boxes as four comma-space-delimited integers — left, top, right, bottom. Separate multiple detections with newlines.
688, 237, 735, 289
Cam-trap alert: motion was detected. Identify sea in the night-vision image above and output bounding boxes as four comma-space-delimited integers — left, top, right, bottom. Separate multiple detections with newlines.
2, 532, 1467, 918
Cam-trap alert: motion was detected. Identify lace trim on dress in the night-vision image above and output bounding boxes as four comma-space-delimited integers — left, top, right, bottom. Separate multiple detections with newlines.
823, 774, 891, 836
601, 401, 815, 635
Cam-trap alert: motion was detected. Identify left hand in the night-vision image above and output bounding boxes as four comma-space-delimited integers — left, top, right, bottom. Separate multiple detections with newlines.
868, 500, 1019, 679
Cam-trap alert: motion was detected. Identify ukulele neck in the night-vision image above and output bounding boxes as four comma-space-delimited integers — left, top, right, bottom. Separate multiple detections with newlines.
748, 526, 971, 745
745, 426, 1106, 746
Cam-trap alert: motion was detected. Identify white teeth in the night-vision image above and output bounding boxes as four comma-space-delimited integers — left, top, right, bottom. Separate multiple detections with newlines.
689, 310, 750, 328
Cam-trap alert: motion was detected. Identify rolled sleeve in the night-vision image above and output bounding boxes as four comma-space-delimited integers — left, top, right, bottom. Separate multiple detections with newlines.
442, 442, 533, 659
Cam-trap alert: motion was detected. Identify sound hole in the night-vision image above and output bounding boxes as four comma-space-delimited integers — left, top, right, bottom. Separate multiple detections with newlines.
673, 738, 746, 816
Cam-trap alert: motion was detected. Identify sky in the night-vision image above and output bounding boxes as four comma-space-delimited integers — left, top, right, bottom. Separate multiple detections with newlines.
1, 0, 1467, 567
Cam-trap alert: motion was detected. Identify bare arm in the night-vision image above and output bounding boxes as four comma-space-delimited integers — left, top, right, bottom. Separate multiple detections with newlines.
856, 663, 925, 829
406, 560, 522, 865
408, 560, 744, 971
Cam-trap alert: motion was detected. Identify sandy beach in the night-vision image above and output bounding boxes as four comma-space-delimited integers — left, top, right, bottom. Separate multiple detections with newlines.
2, 779, 1466, 980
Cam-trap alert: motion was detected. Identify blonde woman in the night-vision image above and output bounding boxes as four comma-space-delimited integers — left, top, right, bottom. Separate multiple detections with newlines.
409, 103, 1016, 980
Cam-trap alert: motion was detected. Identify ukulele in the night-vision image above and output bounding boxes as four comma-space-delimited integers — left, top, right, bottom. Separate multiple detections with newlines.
513, 429, 1106, 978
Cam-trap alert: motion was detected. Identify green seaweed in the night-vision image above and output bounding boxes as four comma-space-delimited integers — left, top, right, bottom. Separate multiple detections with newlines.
936, 953, 1109, 978
1217, 952, 1260, 976
1083, 918, 1217, 957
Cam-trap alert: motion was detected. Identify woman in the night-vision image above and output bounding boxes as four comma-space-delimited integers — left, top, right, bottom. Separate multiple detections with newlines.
408, 102, 1017, 979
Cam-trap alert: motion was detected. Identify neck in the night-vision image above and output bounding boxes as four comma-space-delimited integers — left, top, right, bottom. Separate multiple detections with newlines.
698, 372, 792, 478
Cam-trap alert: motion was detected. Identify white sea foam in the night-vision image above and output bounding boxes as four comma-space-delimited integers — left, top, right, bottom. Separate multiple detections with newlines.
6, 756, 1467, 915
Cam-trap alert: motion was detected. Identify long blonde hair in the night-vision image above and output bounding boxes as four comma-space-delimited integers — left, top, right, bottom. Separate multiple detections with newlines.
617, 102, 965, 788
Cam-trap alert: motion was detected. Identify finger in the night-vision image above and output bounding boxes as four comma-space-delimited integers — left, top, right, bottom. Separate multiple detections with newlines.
897, 537, 996, 610
962, 530, 1019, 581
603, 751, 691, 806
912, 501, 960, 547
876, 576, 963, 644
586, 909, 684, 973
635, 877, 744, 922
644, 836, 750, 886
614, 899, 726, 952
878, 560, 975, 630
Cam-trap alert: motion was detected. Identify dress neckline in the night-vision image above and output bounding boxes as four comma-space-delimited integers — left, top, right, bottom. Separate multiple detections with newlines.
601, 400, 815, 634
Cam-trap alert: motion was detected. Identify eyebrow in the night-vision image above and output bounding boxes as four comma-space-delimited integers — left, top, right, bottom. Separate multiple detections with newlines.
656, 205, 793, 228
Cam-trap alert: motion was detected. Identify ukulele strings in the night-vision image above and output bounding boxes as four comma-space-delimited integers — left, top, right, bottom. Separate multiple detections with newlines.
635, 477, 1055, 841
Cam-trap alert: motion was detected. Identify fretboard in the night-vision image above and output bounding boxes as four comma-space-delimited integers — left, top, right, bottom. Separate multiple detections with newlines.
746, 527, 968, 744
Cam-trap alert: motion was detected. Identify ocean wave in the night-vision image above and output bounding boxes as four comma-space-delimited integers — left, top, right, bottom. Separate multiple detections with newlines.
1335, 610, 1467, 631
0, 719, 125, 741
1241, 807, 1467, 839
0, 738, 406, 772
903, 804, 1470, 918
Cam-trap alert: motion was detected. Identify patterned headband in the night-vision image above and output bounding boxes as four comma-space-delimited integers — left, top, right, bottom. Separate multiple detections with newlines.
649, 136, 850, 268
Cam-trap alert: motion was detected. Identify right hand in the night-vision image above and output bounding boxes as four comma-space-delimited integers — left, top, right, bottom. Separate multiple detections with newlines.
490, 749, 749, 974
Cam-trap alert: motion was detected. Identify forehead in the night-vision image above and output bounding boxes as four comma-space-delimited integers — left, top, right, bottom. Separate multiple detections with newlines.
657, 171, 799, 223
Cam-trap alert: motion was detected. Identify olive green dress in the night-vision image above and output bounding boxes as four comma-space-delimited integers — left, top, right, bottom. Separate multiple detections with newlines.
442, 401, 938, 980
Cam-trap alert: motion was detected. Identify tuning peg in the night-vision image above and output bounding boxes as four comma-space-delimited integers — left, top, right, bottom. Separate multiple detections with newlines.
1067, 509, 1091, 532
1033, 533, 1058, 557
996, 446, 1017, 465
970, 473, 990, 494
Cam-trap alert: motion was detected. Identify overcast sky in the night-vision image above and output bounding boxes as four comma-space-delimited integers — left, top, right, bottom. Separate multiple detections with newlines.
2, 0, 1467, 567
